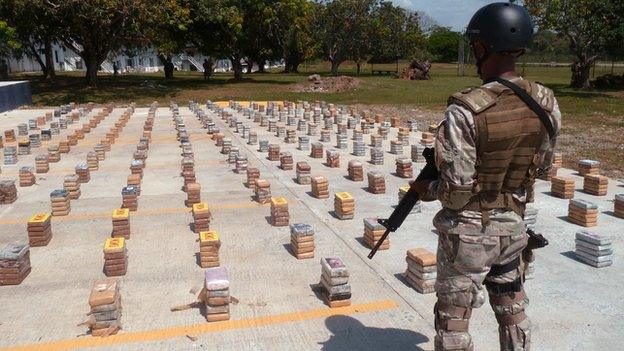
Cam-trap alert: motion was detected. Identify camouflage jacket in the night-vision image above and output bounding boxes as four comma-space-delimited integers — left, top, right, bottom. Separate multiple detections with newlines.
426, 77, 562, 236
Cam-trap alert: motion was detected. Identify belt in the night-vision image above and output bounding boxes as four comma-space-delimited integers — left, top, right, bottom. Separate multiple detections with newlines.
463, 193, 525, 226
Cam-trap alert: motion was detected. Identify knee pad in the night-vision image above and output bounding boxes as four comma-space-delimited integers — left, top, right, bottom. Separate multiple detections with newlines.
488, 288, 529, 326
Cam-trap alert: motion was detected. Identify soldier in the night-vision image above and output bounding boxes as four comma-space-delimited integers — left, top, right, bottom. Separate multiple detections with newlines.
410, 3, 561, 351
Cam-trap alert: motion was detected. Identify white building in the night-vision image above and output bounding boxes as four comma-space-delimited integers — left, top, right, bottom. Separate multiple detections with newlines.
7, 42, 235, 74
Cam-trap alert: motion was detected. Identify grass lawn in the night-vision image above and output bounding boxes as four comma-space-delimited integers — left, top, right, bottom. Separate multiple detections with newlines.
9, 61, 624, 179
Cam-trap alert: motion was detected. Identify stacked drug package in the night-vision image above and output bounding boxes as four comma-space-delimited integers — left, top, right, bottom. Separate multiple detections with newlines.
405, 248, 437, 294
198, 230, 220, 268
192, 202, 212, 233
347, 160, 363, 181
255, 179, 271, 204
270, 197, 290, 227
296, 161, 311, 185
290, 223, 315, 259
334, 192, 355, 220
27, 213, 52, 246
523, 204, 538, 230
367, 171, 386, 194
203, 267, 231, 322
363, 218, 389, 250
0, 242, 31, 285
319, 257, 351, 308
103, 238, 128, 277
111, 208, 130, 239
87, 278, 122, 336
311, 176, 329, 199
575, 231, 613, 268
615, 194, 624, 219
568, 199, 599, 227
551, 176, 575, 199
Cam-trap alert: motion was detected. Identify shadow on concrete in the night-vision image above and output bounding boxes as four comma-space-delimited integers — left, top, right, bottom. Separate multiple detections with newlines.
393, 272, 411, 288
560, 250, 585, 265
194, 252, 201, 267
560, 250, 601, 269
309, 283, 326, 305
602, 210, 620, 218
282, 243, 297, 258
355, 236, 369, 249
319, 315, 428, 351
557, 215, 575, 224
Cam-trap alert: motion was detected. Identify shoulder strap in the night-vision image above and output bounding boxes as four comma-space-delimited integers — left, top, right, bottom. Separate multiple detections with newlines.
493, 77, 556, 139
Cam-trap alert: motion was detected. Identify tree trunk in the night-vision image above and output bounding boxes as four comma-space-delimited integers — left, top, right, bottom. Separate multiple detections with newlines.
0, 59, 8, 79
283, 55, 292, 73
356, 62, 361, 76
571, 59, 593, 89
330, 60, 340, 76
84, 53, 99, 86
231, 57, 243, 80
246, 59, 253, 74
257, 59, 266, 73
27, 42, 48, 79
44, 38, 56, 81
291, 61, 300, 73
159, 55, 174, 79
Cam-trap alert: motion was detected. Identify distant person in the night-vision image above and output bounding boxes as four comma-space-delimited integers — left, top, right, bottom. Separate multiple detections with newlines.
203, 59, 211, 80
113, 62, 118, 76
409, 3, 561, 350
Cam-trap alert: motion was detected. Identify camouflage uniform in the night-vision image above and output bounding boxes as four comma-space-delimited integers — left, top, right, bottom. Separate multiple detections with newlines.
424, 77, 561, 351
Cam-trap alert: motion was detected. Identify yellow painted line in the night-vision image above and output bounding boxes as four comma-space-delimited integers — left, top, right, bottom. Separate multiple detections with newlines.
1, 299, 397, 351
3, 159, 226, 177
0, 201, 268, 225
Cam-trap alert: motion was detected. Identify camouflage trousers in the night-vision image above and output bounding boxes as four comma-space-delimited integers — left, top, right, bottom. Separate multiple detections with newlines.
434, 232, 531, 351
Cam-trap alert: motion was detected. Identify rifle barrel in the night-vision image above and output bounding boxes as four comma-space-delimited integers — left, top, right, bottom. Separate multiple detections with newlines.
367, 228, 391, 259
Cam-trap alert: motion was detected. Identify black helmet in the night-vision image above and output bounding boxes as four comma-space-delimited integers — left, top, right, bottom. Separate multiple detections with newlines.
466, 2, 534, 54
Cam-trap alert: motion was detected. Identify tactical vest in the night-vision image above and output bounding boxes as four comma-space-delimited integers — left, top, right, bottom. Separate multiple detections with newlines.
448, 79, 555, 218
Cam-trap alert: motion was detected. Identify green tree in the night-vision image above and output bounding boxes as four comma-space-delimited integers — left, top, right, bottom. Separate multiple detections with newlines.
0, 0, 65, 81
270, 0, 315, 73
142, 0, 192, 79
426, 26, 462, 63
190, 0, 248, 80
0, 20, 19, 78
315, 0, 378, 76
54, 0, 145, 86
525, 0, 621, 89
369, 3, 426, 63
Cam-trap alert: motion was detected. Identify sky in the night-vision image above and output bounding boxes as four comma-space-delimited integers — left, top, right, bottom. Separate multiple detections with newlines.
392, 0, 508, 31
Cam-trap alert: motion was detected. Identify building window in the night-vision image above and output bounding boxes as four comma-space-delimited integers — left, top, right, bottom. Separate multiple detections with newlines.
55, 51, 59, 63
126, 58, 133, 67
149, 58, 154, 67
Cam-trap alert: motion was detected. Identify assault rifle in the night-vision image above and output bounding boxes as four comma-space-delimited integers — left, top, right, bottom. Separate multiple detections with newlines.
368, 147, 439, 259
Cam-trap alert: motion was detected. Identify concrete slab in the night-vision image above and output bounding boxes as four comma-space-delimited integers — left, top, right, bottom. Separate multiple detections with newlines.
0, 103, 621, 351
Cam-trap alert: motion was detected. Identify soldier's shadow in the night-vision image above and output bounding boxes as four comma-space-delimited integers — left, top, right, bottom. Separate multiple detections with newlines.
319, 315, 428, 351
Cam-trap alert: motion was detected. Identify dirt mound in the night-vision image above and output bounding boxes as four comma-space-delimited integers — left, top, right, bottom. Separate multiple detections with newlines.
291, 75, 362, 93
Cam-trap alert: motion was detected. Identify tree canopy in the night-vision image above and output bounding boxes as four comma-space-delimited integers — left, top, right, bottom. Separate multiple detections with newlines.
525, 0, 624, 89
426, 27, 462, 63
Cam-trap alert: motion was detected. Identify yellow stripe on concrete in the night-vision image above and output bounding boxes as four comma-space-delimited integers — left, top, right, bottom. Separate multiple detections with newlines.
1, 299, 397, 351
2, 159, 227, 177
0, 201, 270, 225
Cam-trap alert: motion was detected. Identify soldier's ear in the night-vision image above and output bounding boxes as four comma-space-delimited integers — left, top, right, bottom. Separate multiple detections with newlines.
472, 41, 487, 62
